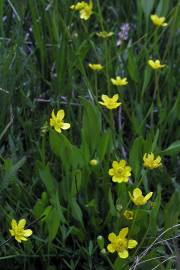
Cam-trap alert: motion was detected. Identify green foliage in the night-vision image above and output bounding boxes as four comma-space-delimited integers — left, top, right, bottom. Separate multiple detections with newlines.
0, 0, 179, 269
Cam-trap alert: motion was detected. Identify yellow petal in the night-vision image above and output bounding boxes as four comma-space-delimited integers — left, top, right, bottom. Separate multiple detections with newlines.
112, 175, 125, 183
125, 166, 132, 172
11, 219, 17, 230
128, 239, 138, 249
119, 159, 126, 167
119, 227, 128, 238
143, 153, 148, 161
110, 78, 116, 84
108, 232, 116, 242
61, 123, 71, 130
155, 156, 161, 163
101, 95, 109, 102
112, 161, 118, 168
15, 236, 22, 243
57, 110, 65, 120
20, 236, 28, 241
128, 191, 134, 201
107, 244, 115, 253
98, 101, 105, 106
54, 126, 61, 133
145, 192, 153, 201
50, 118, 55, 127
148, 60, 154, 66
133, 188, 142, 198
108, 168, 114, 176
18, 219, 26, 229
9, 229, 15, 236
112, 94, 119, 101
118, 249, 129, 258
51, 110, 56, 120
23, 229, 33, 237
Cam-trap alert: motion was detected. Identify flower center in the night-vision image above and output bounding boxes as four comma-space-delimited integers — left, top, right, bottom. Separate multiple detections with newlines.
116, 239, 127, 252
117, 168, 123, 175
107, 99, 115, 106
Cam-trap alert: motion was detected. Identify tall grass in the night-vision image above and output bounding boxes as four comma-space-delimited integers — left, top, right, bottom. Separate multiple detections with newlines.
0, 0, 179, 269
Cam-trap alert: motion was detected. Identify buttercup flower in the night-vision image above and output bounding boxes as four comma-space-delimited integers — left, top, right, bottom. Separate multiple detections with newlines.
108, 160, 131, 183
96, 31, 114, 38
111, 76, 128, 86
148, 59, 166, 69
123, 210, 134, 220
50, 109, 70, 133
107, 227, 138, 259
143, 152, 162, 169
99, 94, 121, 110
150, 14, 168, 27
88, 63, 104, 71
9, 219, 33, 243
70, 1, 93, 20
129, 188, 153, 206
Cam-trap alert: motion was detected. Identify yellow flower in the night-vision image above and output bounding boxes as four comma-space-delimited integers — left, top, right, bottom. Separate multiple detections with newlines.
148, 59, 166, 69
143, 152, 162, 169
88, 63, 104, 71
50, 109, 70, 133
96, 31, 114, 38
108, 160, 131, 183
111, 76, 128, 86
123, 210, 134, 220
89, 159, 98, 166
150, 14, 168, 27
107, 227, 138, 259
9, 219, 33, 243
99, 94, 121, 110
70, 1, 93, 20
129, 188, 153, 206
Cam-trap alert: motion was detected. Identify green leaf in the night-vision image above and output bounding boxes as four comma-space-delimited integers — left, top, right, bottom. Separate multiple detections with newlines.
151, 129, 159, 152
97, 129, 113, 161
47, 192, 66, 242
37, 162, 57, 194
127, 48, 139, 83
141, 66, 152, 98
49, 130, 83, 169
141, 0, 155, 18
71, 170, 82, 197
71, 197, 84, 227
164, 192, 180, 237
114, 257, 129, 270
81, 99, 101, 155
149, 186, 161, 236
108, 188, 116, 217
161, 140, 180, 156
129, 137, 144, 179
47, 206, 61, 242
33, 192, 49, 218
156, 0, 169, 15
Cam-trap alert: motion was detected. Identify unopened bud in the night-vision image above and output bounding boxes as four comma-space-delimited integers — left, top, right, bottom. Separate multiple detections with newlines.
100, 248, 107, 255
97, 235, 104, 249
90, 159, 98, 166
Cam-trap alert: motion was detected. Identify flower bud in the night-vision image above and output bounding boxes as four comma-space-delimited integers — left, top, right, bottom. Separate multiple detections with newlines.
97, 235, 104, 250
90, 159, 98, 166
100, 248, 107, 255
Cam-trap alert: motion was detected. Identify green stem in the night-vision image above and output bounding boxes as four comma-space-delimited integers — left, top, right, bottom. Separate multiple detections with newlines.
105, 254, 114, 269
151, 71, 160, 128
95, 72, 98, 98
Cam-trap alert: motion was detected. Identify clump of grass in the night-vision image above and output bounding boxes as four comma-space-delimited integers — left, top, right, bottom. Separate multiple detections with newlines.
0, 0, 179, 269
